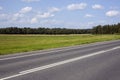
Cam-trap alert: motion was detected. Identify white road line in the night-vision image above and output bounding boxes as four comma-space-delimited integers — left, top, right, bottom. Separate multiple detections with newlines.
0, 46, 120, 80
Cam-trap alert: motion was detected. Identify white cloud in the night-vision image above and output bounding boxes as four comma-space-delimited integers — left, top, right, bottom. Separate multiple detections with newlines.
87, 22, 94, 25
20, 7, 32, 14
0, 6, 3, 10
92, 4, 103, 9
9, 7, 32, 21
12, 13, 24, 21
22, 0, 40, 2
106, 10, 119, 17
79, 22, 96, 28
30, 7, 59, 24
0, 13, 25, 24
85, 14, 94, 18
67, 3, 87, 10
41, 19, 62, 25
0, 14, 10, 21
37, 12, 54, 18
49, 7, 60, 13
30, 12, 54, 24
30, 17, 38, 24
14, 13, 24, 17
0, 14, 6, 18
0, 6, 59, 25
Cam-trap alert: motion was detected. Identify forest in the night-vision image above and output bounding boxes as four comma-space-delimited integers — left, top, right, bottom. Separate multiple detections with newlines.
0, 23, 120, 34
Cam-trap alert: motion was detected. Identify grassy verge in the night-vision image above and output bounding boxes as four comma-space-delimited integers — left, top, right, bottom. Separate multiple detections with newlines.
0, 34, 120, 55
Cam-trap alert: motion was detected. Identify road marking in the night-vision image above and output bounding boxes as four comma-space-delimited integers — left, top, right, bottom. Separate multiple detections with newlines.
0, 46, 120, 80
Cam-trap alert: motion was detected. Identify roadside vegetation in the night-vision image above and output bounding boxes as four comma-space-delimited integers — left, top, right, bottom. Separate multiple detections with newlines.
0, 34, 120, 55
0, 23, 120, 55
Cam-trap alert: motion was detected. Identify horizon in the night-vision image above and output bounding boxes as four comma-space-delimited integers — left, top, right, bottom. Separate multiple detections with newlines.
0, 22, 120, 29
0, 0, 120, 29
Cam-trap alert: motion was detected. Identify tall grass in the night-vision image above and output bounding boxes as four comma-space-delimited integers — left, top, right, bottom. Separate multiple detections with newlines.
0, 34, 120, 55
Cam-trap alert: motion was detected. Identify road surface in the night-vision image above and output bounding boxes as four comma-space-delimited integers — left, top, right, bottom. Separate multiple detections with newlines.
0, 40, 120, 80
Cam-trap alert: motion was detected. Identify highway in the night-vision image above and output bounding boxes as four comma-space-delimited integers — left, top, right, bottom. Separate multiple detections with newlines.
0, 40, 120, 80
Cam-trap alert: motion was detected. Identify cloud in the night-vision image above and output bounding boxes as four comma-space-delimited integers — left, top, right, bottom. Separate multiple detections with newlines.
0, 13, 25, 24
49, 7, 60, 13
0, 6, 59, 25
22, 0, 40, 2
11, 7, 32, 21
92, 4, 103, 9
30, 12, 54, 24
30, 17, 38, 24
0, 6, 3, 10
12, 13, 24, 21
37, 12, 54, 18
41, 19, 61, 24
20, 7, 32, 13
85, 14, 94, 18
67, 3, 87, 10
0, 7, 33, 24
9, 7, 32, 22
30, 7, 60, 24
106, 10, 119, 17
0, 14, 6, 18
0, 14, 9, 21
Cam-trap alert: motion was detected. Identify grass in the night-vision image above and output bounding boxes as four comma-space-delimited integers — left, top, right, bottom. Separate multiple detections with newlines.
0, 34, 120, 55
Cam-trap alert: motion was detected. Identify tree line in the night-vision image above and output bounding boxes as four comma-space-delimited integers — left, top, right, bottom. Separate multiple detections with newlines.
0, 27, 91, 34
0, 23, 120, 34
92, 23, 120, 34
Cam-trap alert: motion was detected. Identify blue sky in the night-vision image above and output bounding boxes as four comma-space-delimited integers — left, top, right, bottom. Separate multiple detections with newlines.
0, 0, 120, 29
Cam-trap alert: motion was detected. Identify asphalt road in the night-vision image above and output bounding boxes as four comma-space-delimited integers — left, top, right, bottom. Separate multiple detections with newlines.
0, 40, 120, 80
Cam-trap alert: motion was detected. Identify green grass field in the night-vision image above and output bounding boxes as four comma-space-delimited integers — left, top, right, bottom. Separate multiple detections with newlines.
0, 34, 120, 55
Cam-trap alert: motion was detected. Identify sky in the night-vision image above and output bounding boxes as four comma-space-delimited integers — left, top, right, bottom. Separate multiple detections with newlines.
0, 0, 120, 29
